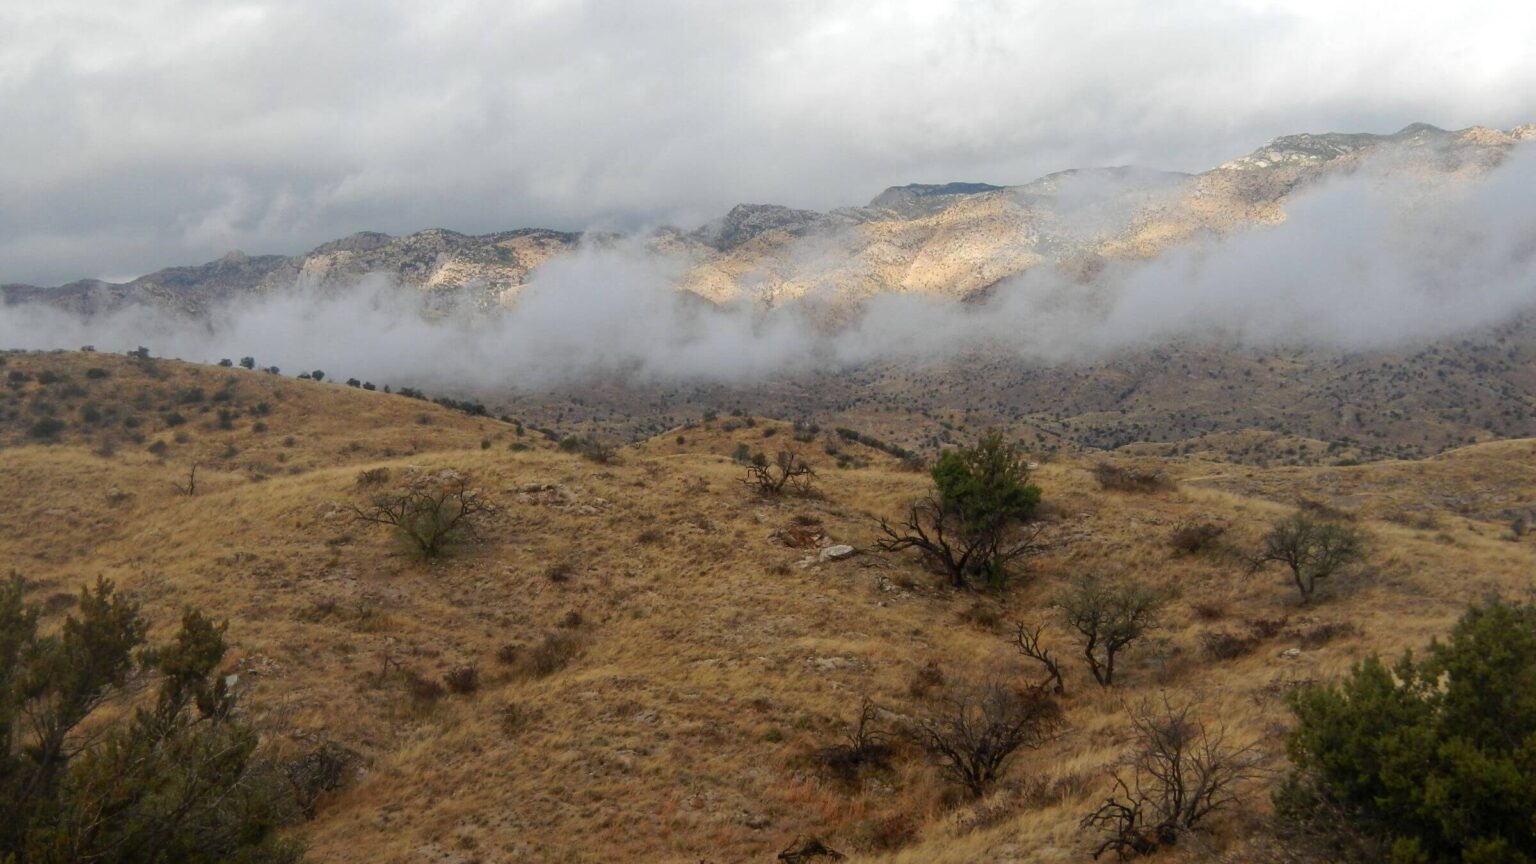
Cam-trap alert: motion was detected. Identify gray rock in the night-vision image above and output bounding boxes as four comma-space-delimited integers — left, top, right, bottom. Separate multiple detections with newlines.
819, 544, 856, 562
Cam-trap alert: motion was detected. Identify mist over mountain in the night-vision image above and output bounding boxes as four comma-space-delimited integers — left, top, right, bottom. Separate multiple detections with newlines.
3, 123, 1534, 394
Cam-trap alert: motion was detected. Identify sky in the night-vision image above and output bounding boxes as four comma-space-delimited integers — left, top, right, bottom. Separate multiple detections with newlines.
3, 0, 1536, 286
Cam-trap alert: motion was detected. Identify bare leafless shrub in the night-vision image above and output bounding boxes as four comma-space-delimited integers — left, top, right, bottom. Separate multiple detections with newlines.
1013, 622, 1067, 695
908, 682, 1064, 798
443, 664, 480, 695
1168, 520, 1226, 555
355, 467, 390, 487
1081, 697, 1262, 860
1294, 620, 1359, 648
1247, 616, 1289, 640
907, 660, 946, 699
1200, 630, 1260, 661
406, 671, 446, 705
815, 697, 895, 789
559, 434, 619, 464
518, 631, 581, 678
1093, 463, 1173, 493
351, 470, 494, 559
171, 462, 199, 496
743, 449, 818, 496
852, 812, 920, 852
284, 741, 364, 820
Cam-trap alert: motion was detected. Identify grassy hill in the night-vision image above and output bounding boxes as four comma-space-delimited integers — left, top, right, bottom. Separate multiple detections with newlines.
1, 350, 1532, 862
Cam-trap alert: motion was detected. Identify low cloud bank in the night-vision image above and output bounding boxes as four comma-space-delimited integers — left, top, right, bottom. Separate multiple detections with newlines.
3, 145, 1534, 390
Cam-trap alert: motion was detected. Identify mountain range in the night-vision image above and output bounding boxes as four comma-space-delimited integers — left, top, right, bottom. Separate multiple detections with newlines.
7, 122, 1533, 315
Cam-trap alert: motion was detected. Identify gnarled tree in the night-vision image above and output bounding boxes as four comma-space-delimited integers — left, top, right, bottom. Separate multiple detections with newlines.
351, 470, 495, 559
1083, 697, 1261, 860
742, 449, 817, 496
877, 431, 1044, 590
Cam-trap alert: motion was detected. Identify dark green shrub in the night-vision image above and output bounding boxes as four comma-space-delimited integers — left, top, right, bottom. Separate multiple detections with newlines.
0, 577, 303, 862
26, 417, 66, 440
1277, 601, 1536, 862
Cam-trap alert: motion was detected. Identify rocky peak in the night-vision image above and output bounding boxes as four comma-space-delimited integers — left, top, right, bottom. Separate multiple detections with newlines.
1219, 123, 1462, 172
867, 181, 1003, 215
693, 204, 823, 251
312, 231, 394, 255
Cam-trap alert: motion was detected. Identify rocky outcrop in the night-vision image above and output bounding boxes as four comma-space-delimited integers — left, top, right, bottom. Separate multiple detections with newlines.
692, 203, 825, 251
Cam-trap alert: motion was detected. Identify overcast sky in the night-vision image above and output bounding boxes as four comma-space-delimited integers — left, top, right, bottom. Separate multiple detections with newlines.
3, 0, 1535, 286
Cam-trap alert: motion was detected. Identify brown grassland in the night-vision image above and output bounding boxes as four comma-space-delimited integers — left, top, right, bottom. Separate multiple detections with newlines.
1, 350, 1534, 862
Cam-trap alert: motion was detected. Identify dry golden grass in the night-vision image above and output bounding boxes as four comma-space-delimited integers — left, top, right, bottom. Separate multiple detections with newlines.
1, 351, 1532, 863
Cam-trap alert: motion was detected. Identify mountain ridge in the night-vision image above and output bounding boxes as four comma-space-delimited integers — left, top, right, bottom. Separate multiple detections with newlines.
5, 122, 1533, 315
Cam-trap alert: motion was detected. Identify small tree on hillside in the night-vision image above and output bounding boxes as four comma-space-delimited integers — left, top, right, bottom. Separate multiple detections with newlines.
742, 449, 817, 496
1250, 513, 1365, 601
351, 471, 495, 559
876, 431, 1044, 590
1058, 574, 1169, 687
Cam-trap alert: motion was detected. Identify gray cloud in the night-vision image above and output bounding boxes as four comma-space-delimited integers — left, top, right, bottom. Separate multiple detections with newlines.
3, 0, 1535, 285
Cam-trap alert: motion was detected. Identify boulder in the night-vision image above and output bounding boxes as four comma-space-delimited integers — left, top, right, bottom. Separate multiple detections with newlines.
819, 544, 856, 562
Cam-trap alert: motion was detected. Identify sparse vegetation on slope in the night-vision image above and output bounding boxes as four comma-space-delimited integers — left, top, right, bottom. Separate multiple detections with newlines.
0, 351, 1533, 863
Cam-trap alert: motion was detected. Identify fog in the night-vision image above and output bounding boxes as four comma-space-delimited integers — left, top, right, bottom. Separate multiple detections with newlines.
5, 1, 1536, 286
2, 144, 1534, 391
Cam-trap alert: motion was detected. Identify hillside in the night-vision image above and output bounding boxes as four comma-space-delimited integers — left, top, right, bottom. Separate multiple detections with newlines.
2, 351, 1533, 862
472, 312, 1536, 467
